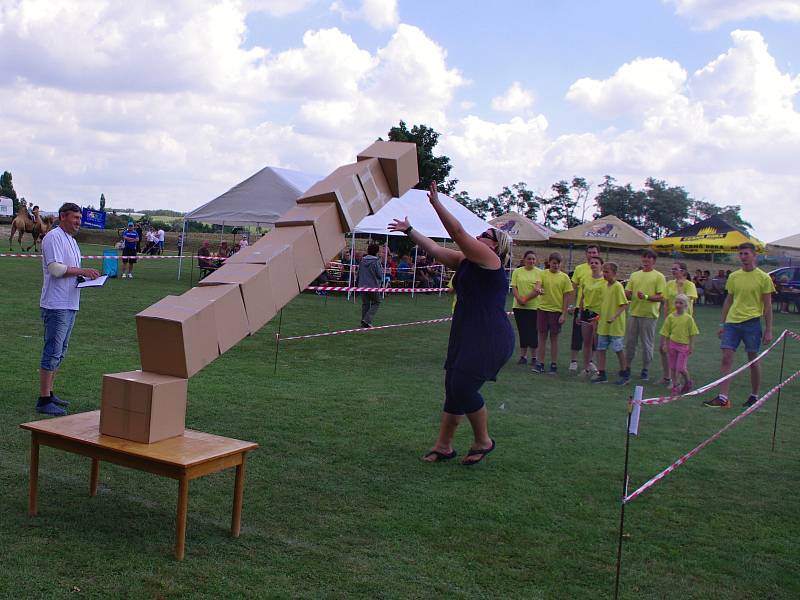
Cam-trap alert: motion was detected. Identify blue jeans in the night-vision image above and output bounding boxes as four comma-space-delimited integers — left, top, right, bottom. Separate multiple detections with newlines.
720, 318, 762, 353
40, 308, 77, 371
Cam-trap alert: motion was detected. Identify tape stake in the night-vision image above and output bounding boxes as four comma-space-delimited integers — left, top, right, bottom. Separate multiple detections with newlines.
629, 386, 643, 436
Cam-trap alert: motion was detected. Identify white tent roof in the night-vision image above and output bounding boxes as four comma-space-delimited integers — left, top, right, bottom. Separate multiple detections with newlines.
185, 166, 322, 226
354, 189, 493, 239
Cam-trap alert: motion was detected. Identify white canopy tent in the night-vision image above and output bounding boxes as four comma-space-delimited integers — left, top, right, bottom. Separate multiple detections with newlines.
354, 189, 492, 238
184, 166, 322, 226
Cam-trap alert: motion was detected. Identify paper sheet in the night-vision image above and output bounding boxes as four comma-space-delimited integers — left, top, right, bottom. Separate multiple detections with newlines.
77, 275, 108, 288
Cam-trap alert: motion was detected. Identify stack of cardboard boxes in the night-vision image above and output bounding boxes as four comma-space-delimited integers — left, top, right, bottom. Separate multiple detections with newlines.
99, 141, 419, 443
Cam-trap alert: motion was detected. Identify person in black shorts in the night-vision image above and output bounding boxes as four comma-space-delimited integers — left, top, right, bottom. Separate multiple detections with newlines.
121, 221, 139, 279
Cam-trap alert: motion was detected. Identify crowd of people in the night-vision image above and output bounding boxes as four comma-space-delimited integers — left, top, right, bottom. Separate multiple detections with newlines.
509, 243, 775, 408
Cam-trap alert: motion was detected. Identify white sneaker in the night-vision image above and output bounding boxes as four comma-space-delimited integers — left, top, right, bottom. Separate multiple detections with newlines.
569, 360, 578, 373
121, 273, 127, 278
128, 273, 133, 279
589, 361, 598, 374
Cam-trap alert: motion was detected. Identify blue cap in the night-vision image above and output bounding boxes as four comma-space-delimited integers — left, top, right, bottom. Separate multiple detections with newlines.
128, 221, 134, 226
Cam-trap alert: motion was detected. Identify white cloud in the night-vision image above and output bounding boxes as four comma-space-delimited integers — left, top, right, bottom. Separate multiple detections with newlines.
243, 0, 315, 17
491, 82, 535, 114
665, 0, 800, 29
566, 58, 688, 116
330, 0, 399, 30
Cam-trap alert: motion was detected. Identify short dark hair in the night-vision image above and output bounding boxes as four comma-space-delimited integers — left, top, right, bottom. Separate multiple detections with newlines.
604, 261, 618, 274
58, 202, 81, 217
738, 242, 756, 252
523, 250, 536, 258
586, 244, 600, 253
548, 252, 562, 264
589, 255, 604, 265
367, 243, 380, 256
641, 249, 657, 259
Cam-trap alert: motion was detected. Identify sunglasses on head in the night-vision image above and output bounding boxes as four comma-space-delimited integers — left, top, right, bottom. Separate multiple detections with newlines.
478, 229, 497, 242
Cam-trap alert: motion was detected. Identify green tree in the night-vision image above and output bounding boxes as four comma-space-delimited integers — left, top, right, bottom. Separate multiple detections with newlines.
537, 180, 580, 229
689, 200, 752, 232
641, 178, 692, 238
1, 171, 18, 214
387, 121, 458, 195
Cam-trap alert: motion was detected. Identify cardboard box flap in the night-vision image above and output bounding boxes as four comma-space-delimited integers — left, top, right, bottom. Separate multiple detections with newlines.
357, 140, 419, 198
297, 173, 370, 232
226, 238, 293, 266
136, 295, 203, 324
326, 158, 392, 214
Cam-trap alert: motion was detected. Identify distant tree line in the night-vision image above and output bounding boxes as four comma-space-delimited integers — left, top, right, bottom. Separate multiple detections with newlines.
386, 122, 752, 238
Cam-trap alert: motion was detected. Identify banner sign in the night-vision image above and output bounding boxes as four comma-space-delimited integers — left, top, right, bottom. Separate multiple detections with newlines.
81, 208, 106, 229
0, 196, 13, 216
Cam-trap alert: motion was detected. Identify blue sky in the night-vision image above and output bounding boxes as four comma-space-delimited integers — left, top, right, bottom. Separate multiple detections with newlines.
0, 0, 798, 240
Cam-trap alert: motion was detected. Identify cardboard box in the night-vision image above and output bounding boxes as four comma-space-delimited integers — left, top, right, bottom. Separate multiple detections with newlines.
180, 284, 250, 354
327, 158, 392, 214
262, 225, 325, 290
197, 264, 277, 334
357, 140, 419, 198
297, 173, 371, 231
136, 295, 220, 378
275, 202, 346, 262
99, 370, 188, 444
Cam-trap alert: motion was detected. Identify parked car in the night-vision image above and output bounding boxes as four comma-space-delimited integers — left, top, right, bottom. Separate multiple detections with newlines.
769, 266, 800, 291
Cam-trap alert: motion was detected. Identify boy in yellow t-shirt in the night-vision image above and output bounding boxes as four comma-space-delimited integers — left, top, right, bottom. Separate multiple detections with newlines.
533, 252, 574, 375
624, 249, 666, 382
660, 294, 700, 396
591, 262, 629, 384
704, 243, 775, 409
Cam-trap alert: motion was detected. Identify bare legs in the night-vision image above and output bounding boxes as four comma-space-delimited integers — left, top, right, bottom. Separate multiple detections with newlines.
423, 408, 492, 463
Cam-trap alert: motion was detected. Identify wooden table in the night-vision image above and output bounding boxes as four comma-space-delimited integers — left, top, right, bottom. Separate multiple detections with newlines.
20, 410, 258, 560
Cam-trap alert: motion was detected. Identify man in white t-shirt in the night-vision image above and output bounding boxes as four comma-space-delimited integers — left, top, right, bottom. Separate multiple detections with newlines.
157, 228, 165, 254
36, 202, 100, 416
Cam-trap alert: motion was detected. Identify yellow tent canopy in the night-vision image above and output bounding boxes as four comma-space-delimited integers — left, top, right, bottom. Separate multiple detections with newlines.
549, 215, 653, 249
652, 216, 765, 254
489, 212, 553, 243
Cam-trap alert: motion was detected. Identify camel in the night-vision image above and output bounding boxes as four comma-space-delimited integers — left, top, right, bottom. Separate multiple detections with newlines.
9, 205, 53, 251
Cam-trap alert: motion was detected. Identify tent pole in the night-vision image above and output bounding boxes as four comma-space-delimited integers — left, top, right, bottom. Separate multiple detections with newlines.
348, 232, 356, 301
177, 219, 187, 280
411, 245, 418, 298
382, 234, 389, 299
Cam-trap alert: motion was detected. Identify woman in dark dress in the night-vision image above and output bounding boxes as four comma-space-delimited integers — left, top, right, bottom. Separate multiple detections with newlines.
389, 182, 514, 465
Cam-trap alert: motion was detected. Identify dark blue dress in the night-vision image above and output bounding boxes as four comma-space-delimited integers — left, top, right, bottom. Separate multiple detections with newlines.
445, 259, 515, 381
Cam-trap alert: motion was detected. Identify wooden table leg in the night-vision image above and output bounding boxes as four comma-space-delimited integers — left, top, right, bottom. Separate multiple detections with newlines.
29, 433, 40, 516
231, 455, 246, 537
89, 458, 100, 497
175, 476, 189, 560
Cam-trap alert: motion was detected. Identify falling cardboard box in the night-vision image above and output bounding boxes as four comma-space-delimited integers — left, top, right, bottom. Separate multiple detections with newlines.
326, 158, 393, 214
275, 202, 346, 263
100, 370, 188, 444
136, 295, 220, 378
296, 173, 371, 232
180, 284, 250, 354
197, 263, 276, 334
357, 140, 419, 199
260, 225, 325, 290
219, 238, 306, 311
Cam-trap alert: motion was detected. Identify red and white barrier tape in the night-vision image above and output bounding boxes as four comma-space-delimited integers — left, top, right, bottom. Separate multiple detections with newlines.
639, 329, 795, 406
306, 285, 448, 293
0, 253, 225, 260
624, 367, 800, 504
279, 316, 454, 341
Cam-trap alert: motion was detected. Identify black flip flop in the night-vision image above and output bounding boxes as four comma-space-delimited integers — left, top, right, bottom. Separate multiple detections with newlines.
462, 439, 496, 466
422, 449, 457, 462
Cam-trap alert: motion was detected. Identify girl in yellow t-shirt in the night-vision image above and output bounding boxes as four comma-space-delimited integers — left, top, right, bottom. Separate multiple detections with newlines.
511, 250, 543, 365
577, 256, 605, 376
659, 261, 698, 387
659, 293, 700, 396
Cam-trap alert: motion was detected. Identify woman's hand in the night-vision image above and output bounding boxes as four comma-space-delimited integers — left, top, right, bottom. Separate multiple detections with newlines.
428, 181, 439, 203
388, 217, 411, 233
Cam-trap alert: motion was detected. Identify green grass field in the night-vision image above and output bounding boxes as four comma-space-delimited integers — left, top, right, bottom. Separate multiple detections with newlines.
1, 245, 798, 599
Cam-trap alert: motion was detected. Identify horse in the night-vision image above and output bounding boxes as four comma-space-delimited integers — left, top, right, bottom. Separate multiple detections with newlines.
9, 207, 53, 252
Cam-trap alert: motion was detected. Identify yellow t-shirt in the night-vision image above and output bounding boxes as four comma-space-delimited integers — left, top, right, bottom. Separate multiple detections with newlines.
597, 281, 628, 337
664, 279, 698, 316
625, 269, 667, 319
571, 262, 592, 306
538, 269, 574, 313
725, 268, 775, 324
581, 275, 606, 313
660, 312, 699, 345
511, 266, 543, 310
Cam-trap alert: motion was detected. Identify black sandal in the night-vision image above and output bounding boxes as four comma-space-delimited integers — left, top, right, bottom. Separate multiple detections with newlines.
462, 439, 496, 466
422, 449, 457, 462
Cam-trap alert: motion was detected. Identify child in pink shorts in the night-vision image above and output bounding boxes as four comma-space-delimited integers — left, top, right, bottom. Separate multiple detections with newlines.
659, 294, 699, 395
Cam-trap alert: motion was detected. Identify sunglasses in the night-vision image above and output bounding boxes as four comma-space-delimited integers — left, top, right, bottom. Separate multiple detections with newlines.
478, 229, 497, 242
